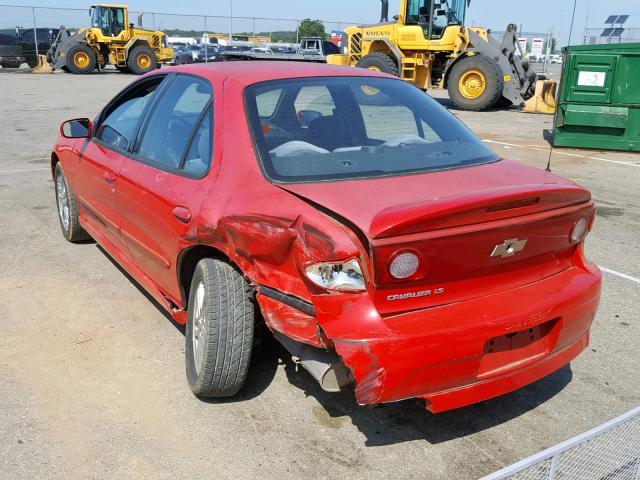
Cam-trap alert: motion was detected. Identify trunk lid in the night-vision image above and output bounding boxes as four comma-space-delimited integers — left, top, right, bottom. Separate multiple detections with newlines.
282, 160, 593, 314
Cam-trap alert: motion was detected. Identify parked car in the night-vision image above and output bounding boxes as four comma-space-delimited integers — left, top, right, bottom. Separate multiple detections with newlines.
196, 45, 222, 62
250, 47, 273, 55
550, 54, 563, 64
186, 44, 203, 61
170, 46, 192, 65
16, 27, 59, 68
0, 32, 25, 68
52, 63, 601, 413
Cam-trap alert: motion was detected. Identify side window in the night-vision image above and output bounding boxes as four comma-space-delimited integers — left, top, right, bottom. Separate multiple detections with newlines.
256, 88, 283, 118
294, 86, 335, 117
137, 75, 212, 170
183, 110, 212, 175
96, 78, 163, 150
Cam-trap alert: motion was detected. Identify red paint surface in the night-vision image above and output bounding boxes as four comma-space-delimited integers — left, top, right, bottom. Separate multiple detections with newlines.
53, 62, 602, 412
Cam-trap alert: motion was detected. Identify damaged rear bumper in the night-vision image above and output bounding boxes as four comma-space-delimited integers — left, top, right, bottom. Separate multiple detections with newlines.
316, 263, 601, 412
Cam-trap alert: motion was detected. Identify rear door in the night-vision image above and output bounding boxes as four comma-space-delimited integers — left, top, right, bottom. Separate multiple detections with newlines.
115, 73, 215, 303
73, 75, 165, 256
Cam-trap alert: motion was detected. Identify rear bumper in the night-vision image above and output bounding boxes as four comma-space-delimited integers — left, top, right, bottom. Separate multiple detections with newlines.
318, 262, 601, 412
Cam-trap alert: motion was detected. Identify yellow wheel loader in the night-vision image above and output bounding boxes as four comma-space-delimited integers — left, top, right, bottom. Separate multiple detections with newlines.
47, 4, 173, 75
327, 0, 557, 113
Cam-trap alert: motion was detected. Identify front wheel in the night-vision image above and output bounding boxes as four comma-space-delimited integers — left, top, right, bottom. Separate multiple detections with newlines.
185, 258, 255, 398
54, 163, 90, 242
448, 55, 504, 111
65, 44, 96, 74
127, 45, 157, 75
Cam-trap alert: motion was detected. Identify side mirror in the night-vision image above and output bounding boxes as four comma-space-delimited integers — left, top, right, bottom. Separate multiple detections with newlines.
60, 118, 92, 138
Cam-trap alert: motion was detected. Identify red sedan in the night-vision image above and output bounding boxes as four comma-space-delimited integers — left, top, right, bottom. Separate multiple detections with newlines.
52, 62, 601, 413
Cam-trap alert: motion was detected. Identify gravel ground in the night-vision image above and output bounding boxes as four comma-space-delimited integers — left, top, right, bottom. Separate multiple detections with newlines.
0, 65, 638, 480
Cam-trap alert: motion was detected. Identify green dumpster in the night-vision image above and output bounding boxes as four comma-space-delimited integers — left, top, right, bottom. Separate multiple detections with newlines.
553, 42, 640, 152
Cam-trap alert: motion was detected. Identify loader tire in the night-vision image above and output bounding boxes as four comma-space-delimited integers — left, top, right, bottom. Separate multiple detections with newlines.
356, 52, 399, 76
448, 55, 503, 111
127, 45, 157, 75
66, 44, 96, 74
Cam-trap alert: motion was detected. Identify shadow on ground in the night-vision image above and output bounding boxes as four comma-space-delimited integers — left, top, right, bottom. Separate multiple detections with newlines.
279, 342, 572, 447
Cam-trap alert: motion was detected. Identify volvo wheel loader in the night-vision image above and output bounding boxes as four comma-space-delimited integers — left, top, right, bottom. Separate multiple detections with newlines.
327, 0, 557, 113
48, 4, 173, 75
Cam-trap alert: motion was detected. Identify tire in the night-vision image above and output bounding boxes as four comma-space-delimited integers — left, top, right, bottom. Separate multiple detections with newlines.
54, 163, 90, 242
448, 55, 504, 111
356, 52, 399, 76
185, 258, 255, 398
26, 56, 38, 68
115, 65, 129, 73
65, 44, 96, 74
127, 45, 157, 75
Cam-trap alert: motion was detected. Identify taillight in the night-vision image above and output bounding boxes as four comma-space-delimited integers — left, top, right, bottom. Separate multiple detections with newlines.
388, 251, 422, 280
570, 217, 589, 244
304, 259, 366, 291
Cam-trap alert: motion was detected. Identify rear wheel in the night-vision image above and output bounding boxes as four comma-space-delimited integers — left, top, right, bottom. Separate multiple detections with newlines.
185, 258, 255, 398
127, 45, 157, 75
356, 52, 399, 76
1, 61, 22, 68
66, 44, 96, 74
448, 55, 503, 111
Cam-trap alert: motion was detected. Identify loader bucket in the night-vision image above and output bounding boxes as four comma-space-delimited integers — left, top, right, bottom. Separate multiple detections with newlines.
523, 79, 557, 114
31, 55, 53, 74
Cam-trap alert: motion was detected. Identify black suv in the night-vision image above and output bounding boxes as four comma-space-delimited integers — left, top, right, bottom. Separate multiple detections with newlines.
0, 32, 25, 68
17, 28, 59, 68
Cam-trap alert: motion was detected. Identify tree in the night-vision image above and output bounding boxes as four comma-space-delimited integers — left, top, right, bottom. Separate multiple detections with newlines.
550, 37, 557, 54
298, 18, 327, 40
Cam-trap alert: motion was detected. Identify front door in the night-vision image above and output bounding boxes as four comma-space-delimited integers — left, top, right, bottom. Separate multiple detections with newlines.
74, 75, 166, 256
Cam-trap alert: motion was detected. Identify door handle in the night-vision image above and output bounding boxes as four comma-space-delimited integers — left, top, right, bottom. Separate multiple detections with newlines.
103, 172, 116, 184
172, 206, 191, 223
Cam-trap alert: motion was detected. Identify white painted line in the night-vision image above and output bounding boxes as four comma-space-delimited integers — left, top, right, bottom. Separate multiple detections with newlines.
0, 167, 50, 174
482, 139, 640, 168
600, 267, 640, 285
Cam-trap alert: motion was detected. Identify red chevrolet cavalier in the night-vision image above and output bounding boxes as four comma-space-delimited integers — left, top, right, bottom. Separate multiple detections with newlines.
52, 62, 601, 412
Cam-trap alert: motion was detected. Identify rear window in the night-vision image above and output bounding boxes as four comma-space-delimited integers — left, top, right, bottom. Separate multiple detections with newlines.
246, 76, 498, 183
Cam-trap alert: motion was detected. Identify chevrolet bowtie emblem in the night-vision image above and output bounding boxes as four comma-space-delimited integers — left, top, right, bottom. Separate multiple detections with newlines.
490, 238, 528, 258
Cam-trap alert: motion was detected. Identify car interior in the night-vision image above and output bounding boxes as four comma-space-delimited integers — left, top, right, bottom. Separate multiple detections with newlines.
256, 82, 438, 156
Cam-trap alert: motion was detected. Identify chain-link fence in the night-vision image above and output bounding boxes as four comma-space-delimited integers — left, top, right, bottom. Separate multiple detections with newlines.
583, 28, 640, 45
481, 405, 640, 480
0, 4, 360, 48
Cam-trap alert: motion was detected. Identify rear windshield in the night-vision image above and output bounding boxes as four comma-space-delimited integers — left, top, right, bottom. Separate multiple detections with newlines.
245, 76, 498, 183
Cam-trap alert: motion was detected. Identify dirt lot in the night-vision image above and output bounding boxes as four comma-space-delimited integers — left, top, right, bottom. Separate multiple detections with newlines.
0, 66, 638, 480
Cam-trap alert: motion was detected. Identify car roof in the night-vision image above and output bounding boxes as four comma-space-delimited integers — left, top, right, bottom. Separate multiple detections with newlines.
162, 61, 393, 86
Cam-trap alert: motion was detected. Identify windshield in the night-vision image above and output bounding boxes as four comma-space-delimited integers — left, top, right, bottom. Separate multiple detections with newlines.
245, 76, 498, 183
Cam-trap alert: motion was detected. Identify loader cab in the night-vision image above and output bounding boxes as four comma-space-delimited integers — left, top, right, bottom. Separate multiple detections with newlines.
90, 4, 127, 38
403, 0, 468, 39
